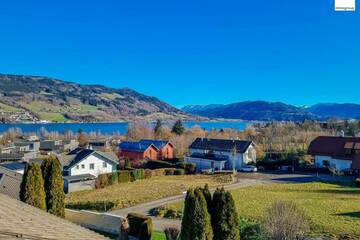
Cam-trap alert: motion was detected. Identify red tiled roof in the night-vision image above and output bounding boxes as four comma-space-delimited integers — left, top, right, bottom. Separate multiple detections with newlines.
308, 136, 360, 160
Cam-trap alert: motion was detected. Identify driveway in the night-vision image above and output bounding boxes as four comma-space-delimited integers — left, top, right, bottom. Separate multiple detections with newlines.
110, 172, 317, 231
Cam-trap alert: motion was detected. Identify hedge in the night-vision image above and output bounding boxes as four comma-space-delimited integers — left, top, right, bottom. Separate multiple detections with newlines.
174, 169, 185, 175
145, 160, 174, 169
66, 200, 118, 211
131, 169, 145, 181
165, 168, 175, 175
175, 162, 196, 174
127, 213, 153, 240
118, 171, 131, 183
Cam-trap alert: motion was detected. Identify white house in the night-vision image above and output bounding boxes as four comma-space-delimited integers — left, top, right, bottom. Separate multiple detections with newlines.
308, 136, 360, 171
59, 148, 118, 177
185, 138, 256, 172
59, 148, 119, 193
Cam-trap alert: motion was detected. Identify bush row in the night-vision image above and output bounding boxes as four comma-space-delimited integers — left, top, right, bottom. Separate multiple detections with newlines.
145, 159, 196, 174
95, 169, 145, 189
95, 167, 187, 189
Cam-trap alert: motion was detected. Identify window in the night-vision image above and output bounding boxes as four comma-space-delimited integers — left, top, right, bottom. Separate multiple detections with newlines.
81, 164, 85, 169
90, 163, 95, 170
103, 162, 107, 168
323, 160, 330, 167
76, 165, 79, 169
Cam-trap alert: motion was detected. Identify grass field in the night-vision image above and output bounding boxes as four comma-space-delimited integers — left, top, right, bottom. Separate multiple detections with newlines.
166, 182, 360, 239
66, 174, 233, 211
0, 102, 23, 112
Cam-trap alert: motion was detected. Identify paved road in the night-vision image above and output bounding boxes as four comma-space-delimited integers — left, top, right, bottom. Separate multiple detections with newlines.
110, 172, 318, 231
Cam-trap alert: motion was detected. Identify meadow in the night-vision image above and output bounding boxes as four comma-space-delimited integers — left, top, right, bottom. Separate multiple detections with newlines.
66, 174, 233, 211
165, 182, 360, 239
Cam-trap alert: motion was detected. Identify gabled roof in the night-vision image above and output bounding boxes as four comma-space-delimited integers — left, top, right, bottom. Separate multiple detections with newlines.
59, 148, 118, 169
189, 138, 253, 153
0, 193, 107, 239
0, 166, 22, 200
308, 136, 360, 160
139, 139, 173, 149
119, 141, 159, 153
0, 162, 26, 171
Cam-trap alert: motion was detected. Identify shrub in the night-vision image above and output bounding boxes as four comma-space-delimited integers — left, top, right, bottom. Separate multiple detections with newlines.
165, 227, 180, 240
144, 169, 154, 179
174, 169, 185, 175
139, 219, 153, 240
240, 219, 263, 240
165, 168, 175, 175
264, 200, 309, 240
153, 168, 166, 176
118, 171, 131, 183
152, 206, 182, 219
355, 178, 360, 187
146, 160, 174, 169
215, 174, 234, 184
96, 174, 109, 189
127, 213, 152, 240
176, 162, 196, 174
108, 172, 118, 185
131, 169, 145, 181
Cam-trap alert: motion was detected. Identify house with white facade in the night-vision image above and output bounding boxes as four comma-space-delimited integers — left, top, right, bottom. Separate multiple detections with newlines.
308, 136, 360, 172
185, 138, 256, 172
58, 148, 119, 193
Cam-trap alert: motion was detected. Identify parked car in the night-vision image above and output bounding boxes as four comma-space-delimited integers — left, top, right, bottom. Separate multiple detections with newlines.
240, 165, 258, 172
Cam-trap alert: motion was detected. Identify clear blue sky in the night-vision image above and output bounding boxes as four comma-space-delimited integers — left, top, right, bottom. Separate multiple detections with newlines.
0, 0, 359, 107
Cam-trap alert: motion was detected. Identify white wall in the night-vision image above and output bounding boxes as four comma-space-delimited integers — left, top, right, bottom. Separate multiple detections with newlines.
315, 155, 352, 170
69, 154, 116, 177
189, 144, 256, 170
185, 157, 225, 172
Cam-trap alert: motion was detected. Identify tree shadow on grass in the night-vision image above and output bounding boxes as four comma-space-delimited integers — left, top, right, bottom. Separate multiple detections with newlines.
337, 212, 360, 218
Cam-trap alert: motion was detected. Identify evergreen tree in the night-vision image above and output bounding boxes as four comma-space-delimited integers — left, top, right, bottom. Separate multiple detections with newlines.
171, 119, 185, 135
180, 188, 196, 239
20, 163, 46, 210
154, 119, 163, 136
179, 188, 213, 240
211, 188, 240, 240
202, 184, 212, 214
41, 156, 65, 217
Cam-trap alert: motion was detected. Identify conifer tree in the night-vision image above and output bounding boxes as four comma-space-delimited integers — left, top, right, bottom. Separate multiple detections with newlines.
41, 156, 65, 217
202, 184, 212, 213
20, 163, 46, 210
171, 119, 185, 135
211, 188, 240, 240
179, 188, 213, 240
154, 119, 163, 136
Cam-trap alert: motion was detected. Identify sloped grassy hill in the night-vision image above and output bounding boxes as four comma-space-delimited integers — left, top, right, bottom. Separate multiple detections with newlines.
0, 74, 187, 122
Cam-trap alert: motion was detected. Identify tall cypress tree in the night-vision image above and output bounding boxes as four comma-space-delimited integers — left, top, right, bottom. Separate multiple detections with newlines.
41, 156, 65, 217
211, 188, 240, 240
171, 119, 185, 135
180, 188, 196, 239
202, 184, 212, 214
179, 188, 213, 240
20, 163, 46, 210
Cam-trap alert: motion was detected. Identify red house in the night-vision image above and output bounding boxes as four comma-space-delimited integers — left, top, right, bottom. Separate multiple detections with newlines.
119, 139, 174, 161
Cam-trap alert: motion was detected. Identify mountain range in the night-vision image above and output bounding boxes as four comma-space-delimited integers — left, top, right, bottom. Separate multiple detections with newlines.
0, 74, 188, 122
1, 73, 359, 123
182, 102, 360, 121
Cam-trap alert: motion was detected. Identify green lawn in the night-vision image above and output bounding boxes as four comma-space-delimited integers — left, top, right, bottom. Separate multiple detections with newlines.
166, 182, 360, 239
152, 231, 166, 240
0, 102, 23, 112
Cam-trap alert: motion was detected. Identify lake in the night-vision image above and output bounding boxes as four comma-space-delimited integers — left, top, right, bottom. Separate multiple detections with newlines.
0, 121, 250, 135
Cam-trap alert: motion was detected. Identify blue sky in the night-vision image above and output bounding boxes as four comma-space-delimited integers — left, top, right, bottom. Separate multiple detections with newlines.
0, 0, 359, 107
